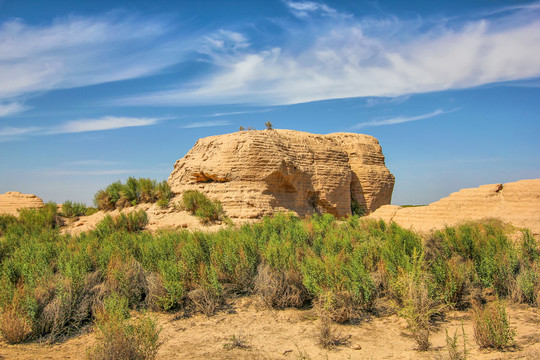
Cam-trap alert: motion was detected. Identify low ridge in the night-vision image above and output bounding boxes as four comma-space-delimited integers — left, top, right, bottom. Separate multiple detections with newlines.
368, 179, 540, 235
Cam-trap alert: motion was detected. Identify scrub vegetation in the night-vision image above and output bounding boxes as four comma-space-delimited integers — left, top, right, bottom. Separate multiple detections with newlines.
93, 177, 173, 210
1, 204, 537, 353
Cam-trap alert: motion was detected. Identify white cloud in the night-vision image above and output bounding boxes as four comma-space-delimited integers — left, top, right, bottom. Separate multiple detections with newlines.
43, 169, 136, 176
0, 116, 165, 141
203, 109, 272, 117
285, 1, 337, 18
63, 160, 120, 166
180, 120, 231, 128
0, 126, 38, 136
122, 4, 540, 106
50, 116, 163, 134
0, 102, 29, 117
0, 15, 184, 102
352, 109, 454, 129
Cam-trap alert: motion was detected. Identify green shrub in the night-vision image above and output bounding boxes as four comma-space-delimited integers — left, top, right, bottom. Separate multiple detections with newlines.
16, 202, 61, 234
182, 190, 225, 223
95, 210, 149, 235
0, 285, 32, 344
521, 229, 539, 263
61, 200, 92, 218
94, 178, 173, 210
156, 181, 173, 208
471, 301, 515, 349
86, 295, 161, 360
0, 214, 17, 235
516, 266, 539, 305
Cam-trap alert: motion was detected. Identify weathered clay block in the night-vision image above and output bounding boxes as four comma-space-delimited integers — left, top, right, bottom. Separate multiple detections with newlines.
0, 191, 44, 216
168, 129, 395, 218
368, 179, 540, 235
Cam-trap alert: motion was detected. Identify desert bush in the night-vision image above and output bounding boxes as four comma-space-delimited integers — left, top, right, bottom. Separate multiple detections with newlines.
1, 205, 537, 347
95, 210, 149, 235
188, 263, 223, 316
182, 190, 225, 223
317, 316, 350, 349
254, 263, 309, 308
0, 214, 17, 235
146, 261, 184, 311
94, 178, 172, 210
181, 190, 207, 213
156, 181, 173, 209
61, 200, 95, 218
223, 332, 250, 350
446, 325, 468, 360
34, 273, 100, 341
521, 229, 539, 263
87, 294, 161, 360
471, 301, 515, 349
16, 202, 61, 233
138, 178, 157, 203
0, 285, 32, 344
515, 266, 540, 305
210, 230, 259, 292
103, 256, 148, 307
398, 253, 444, 351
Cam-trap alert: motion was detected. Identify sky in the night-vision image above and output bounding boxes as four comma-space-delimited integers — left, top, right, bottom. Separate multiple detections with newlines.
0, 0, 539, 206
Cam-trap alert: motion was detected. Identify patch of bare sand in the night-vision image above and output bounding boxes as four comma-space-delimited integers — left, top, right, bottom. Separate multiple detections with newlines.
2, 297, 539, 360
61, 202, 256, 235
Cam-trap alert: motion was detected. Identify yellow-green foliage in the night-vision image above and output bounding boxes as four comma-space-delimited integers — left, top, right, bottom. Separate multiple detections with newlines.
471, 301, 515, 349
87, 294, 161, 360
0, 207, 538, 344
94, 178, 173, 210
182, 190, 225, 223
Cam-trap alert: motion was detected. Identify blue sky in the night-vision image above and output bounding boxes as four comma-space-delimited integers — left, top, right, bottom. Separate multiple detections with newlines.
0, 0, 539, 206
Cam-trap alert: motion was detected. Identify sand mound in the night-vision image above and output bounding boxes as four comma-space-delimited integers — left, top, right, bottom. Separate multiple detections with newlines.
0, 191, 44, 216
369, 179, 540, 234
168, 129, 394, 218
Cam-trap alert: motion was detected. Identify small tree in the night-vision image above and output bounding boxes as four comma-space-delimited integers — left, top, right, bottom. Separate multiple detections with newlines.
239, 126, 245, 131
265, 121, 273, 130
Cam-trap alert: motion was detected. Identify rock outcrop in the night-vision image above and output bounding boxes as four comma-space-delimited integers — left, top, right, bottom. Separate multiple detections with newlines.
368, 179, 540, 235
168, 129, 395, 218
0, 191, 44, 216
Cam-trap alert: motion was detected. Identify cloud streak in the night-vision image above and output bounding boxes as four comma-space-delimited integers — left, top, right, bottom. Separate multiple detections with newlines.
49, 116, 163, 134
0, 116, 165, 141
121, 3, 540, 106
285, 1, 337, 18
180, 120, 231, 128
0, 102, 29, 117
0, 14, 185, 102
352, 109, 454, 129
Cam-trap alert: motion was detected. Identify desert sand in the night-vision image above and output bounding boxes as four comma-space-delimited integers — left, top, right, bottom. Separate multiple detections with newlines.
1, 296, 539, 360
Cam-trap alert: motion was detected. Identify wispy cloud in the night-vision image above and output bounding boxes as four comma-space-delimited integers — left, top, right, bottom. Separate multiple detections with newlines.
42, 169, 138, 176
0, 126, 38, 137
121, 3, 540, 106
49, 116, 164, 134
180, 120, 231, 128
203, 109, 272, 117
63, 160, 120, 166
285, 1, 337, 18
352, 109, 456, 129
0, 116, 165, 141
0, 102, 30, 117
0, 14, 185, 102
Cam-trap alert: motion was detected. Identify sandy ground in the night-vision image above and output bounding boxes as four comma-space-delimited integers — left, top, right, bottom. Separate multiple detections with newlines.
61, 202, 248, 235
1, 296, 539, 360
